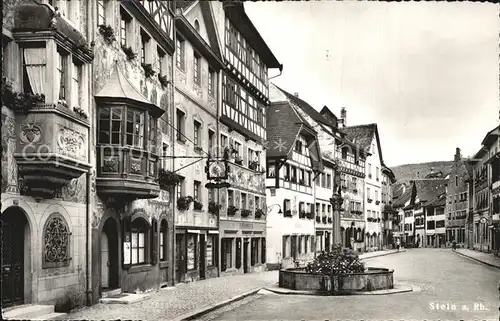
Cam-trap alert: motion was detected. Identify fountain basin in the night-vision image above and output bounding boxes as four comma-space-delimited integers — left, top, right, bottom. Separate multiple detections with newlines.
279, 267, 394, 295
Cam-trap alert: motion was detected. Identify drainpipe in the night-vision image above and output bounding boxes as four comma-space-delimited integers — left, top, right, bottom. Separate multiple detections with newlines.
85, 2, 95, 306
170, 3, 176, 285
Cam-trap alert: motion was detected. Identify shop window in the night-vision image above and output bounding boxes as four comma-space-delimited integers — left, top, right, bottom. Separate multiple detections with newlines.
131, 218, 148, 265
159, 220, 167, 261
221, 238, 232, 271
186, 234, 198, 270
206, 235, 216, 267
42, 213, 71, 269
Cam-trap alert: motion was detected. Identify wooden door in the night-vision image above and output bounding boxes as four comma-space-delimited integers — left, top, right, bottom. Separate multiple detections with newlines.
1, 213, 24, 307
199, 234, 206, 279
101, 232, 109, 288
175, 234, 185, 283
243, 240, 249, 273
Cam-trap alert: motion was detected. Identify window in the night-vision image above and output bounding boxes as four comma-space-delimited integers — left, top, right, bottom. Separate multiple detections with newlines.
194, 181, 200, 201
241, 193, 247, 209
193, 52, 201, 85
159, 220, 167, 261
157, 46, 167, 75
126, 109, 145, 147
326, 174, 331, 189
176, 176, 185, 199
368, 163, 372, 176
267, 163, 276, 178
208, 129, 215, 155
208, 68, 215, 96
367, 188, 371, 199
120, 7, 131, 47
140, 29, 150, 65
97, 0, 107, 26
228, 190, 234, 206
291, 167, 297, 182
455, 176, 458, 187
98, 107, 122, 144
148, 115, 157, 153
57, 51, 67, 100
221, 238, 233, 271
208, 188, 215, 203
176, 109, 185, 142
284, 199, 291, 212
376, 167, 379, 180
220, 134, 228, 148
234, 141, 241, 156
295, 140, 302, 153
186, 234, 197, 270
194, 19, 200, 32
194, 120, 201, 147
341, 148, 347, 159
71, 61, 81, 108
176, 36, 185, 70
42, 214, 71, 268
206, 235, 215, 266
131, 218, 148, 265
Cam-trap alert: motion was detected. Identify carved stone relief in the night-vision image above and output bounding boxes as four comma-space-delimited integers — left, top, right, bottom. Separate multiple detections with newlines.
20, 122, 42, 145
57, 126, 86, 160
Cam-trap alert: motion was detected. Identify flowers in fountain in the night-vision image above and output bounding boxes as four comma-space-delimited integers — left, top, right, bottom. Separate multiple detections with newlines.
305, 245, 365, 275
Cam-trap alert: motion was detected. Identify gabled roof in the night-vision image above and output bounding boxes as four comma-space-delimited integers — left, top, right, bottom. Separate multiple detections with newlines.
273, 85, 333, 128
175, 0, 196, 11
423, 192, 446, 207
382, 163, 396, 183
413, 179, 448, 204
223, 2, 282, 69
393, 187, 413, 209
267, 101, 323, 171
341, 124, 384, 164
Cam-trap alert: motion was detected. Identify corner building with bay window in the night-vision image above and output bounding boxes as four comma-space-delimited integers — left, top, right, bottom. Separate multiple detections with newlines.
91, 0, 176, 303
172, 1, 225, 283
2, 0, 95, 311
208, 1, 282, 275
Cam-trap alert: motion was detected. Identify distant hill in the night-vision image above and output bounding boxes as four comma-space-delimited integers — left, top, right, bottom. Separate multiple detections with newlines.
390, 161, 454, 183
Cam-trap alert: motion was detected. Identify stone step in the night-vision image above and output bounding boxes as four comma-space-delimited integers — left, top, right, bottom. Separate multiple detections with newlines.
102, 288, 122, 298
31, 312, 67, 320
3, 304, 54, 320
99, 293, 150, 305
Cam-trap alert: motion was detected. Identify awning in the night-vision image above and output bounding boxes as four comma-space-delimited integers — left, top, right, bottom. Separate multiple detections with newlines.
187, 230, 201, 234
208, 230, 219, 234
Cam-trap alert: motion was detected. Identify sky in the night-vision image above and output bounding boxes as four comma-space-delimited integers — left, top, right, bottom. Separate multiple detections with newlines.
245, 1, 499, 167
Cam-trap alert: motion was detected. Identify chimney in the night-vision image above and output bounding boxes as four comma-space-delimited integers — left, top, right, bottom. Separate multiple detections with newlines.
340, 107, 347, 127
454, 147, 461, 162
416, 171, 420, 179
294, 92, 299, 98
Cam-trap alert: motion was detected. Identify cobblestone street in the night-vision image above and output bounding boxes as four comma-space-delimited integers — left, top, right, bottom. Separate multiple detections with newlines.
205, 249, 499, 320
58, 271, 278, 321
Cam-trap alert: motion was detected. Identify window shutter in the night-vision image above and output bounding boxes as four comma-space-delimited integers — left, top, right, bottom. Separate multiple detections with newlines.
122, 216, 131, 269
151, 219, 158, 265
261, 237, 266, 263
235, 238, 242, 269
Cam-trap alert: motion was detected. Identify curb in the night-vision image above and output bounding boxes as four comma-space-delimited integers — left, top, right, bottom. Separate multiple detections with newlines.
452, 249, 500, 269
360, 249, 407, 260
170, 287, 262, 321
262, 284, 413, 296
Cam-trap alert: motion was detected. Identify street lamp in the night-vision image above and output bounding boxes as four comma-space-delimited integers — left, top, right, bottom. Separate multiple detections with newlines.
267, 204, 283, 214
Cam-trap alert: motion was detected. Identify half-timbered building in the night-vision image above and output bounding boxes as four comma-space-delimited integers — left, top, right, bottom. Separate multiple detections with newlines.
265, 99, 323, 269
208, 1, 282, 275
172, 1, 225, 284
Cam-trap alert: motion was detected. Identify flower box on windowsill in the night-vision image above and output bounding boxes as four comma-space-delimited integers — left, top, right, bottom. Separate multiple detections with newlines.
298, 179, 305, 185
241, 209, 251, 217
141, 63, 155, 78
208, 202, 221, 216
193, 200, 203, 211
158, 169, 181, 188
122, 45, 137, 60
234, 157, 243, 165
307, 212, 314, 219
98, 24, 116, 44
367, 198, 373, 203
328, 217, 332, 224
316, 216, 321, 223
158, 74, 170, 87
177, 196, 193, 211
299, 211, 306, 219
248, 161, 259, 171
375, 200, 380, 205
322, 216, 327, 224
227, 205, 238, 216
2, 81, 46, 113
255, 208, 265, 219
284, 210, 292, 217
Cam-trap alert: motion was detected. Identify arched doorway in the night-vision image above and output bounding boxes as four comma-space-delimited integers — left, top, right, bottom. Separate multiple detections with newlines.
1, 206, 29, 307
101, 218, 119, 291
